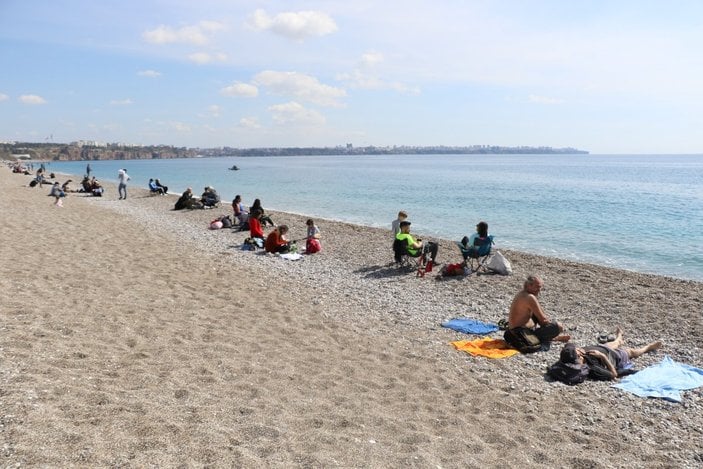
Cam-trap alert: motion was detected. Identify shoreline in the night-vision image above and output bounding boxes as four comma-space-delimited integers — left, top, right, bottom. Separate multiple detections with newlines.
2, 166, 702, 467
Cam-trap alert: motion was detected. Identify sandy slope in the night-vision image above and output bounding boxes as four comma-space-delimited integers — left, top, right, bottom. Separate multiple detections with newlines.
1, 166, 701, 468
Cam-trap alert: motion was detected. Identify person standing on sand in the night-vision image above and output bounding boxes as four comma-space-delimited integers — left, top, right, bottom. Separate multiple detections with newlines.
117, 168, 130, 200
86, 163, 91, 177
504, 275, 570, 350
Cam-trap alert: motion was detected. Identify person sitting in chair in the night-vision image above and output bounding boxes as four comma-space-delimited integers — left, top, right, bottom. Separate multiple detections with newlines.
149, 178, 165, 195
395, 221, 438, 263
462, 221, 490, 251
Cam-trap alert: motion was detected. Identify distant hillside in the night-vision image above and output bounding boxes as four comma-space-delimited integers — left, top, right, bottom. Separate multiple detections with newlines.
1, 142, 588, 161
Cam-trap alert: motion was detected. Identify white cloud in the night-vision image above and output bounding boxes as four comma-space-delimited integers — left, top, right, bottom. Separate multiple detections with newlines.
528, 94, 564, 105
169, 121, 191, 133
238, 117, 261, 129
254, 70, 346, 107
188, 52, 227, 64
249, 9, 337, 40
268, 101, 326, 126
337, 52, 420, 95
138, 70, 161, 78
207, 105, 221, 117
361, 51, 384, 67
220, 81, 259, 98
110, 98, 133, 105
19, 95, 46, 105
0, 93, 8, 102
142, 21, 224, 45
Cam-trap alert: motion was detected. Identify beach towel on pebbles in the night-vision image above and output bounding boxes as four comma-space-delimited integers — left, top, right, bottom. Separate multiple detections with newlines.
279, 253, 303, 261
612, 355, 703, 402
451, 338, 519, 359
442, 318, 499, 335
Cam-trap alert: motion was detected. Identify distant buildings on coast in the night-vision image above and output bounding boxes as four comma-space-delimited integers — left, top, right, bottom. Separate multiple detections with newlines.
1, 141, 588, 161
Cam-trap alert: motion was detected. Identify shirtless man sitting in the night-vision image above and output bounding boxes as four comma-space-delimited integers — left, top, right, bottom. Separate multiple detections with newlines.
504, 275, 570, 350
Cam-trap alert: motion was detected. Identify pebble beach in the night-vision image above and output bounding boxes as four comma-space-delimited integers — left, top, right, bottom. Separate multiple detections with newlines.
1, 166, 702, 468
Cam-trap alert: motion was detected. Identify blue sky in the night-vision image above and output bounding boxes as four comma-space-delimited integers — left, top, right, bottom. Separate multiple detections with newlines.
1, 0, 702, 153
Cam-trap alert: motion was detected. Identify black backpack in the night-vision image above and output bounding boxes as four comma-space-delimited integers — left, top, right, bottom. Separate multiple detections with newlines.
547, 361, 590, 385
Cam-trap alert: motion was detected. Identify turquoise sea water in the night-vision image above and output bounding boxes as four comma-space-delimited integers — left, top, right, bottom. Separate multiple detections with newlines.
48, 154, 703, 281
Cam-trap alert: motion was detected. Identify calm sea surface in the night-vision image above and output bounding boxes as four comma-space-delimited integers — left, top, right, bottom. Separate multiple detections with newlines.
49, 154, 703, 281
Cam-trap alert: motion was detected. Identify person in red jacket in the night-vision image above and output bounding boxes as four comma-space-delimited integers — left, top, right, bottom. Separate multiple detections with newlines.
249, 209, 265, 240
265, 225, 290, 254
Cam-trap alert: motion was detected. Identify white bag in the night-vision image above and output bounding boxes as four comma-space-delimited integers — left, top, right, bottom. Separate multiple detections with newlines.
486, 250, 512, 275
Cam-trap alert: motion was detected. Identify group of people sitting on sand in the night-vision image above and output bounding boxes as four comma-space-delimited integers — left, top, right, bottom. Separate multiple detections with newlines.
174, 186, 221, 210
148, 178, 168, 195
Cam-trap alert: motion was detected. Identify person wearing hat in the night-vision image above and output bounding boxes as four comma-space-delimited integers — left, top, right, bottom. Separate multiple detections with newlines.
557, 327, 662, 381
395, 220, 438, 263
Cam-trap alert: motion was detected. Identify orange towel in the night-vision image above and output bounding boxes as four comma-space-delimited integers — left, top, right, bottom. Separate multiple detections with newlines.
450, 338, 519, 359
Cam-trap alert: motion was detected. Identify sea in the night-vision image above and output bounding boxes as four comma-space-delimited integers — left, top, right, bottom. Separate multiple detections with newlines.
47, 154, 703, 282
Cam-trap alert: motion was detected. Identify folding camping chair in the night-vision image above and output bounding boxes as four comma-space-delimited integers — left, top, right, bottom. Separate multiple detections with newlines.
457, 235, 494, 273
393, 238, 430, 277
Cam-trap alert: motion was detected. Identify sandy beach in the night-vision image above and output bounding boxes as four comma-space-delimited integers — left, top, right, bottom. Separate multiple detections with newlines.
1, 166, 701, 468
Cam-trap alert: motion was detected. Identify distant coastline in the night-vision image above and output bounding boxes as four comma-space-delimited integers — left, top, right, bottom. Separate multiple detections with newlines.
1, 141, 588, 161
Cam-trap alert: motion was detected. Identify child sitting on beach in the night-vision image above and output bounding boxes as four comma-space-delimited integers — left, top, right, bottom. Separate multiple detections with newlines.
305, 219, 322, 254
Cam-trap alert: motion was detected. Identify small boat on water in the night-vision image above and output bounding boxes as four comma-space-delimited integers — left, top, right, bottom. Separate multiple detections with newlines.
229, 165, 239, 171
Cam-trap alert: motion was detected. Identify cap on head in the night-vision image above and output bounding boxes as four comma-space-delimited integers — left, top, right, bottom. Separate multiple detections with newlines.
399, 221, 411, 227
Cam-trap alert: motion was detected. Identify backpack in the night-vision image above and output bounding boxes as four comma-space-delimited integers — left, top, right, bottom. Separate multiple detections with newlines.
504, 327, 543, 353
209, 219, 223, 230
441, 263, 466, 277
547, 361, 590, 385
219, 215, 233, 228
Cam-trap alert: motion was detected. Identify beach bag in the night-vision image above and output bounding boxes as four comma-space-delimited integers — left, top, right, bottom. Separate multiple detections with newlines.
29, 179, 38, 187
504, 327, 542, 353
547, 361, 589, 385
219, 215, 233, 228
209, 219, 223, 230
441, 263, 466, 277
486, 251, 512, 275
306, 238, 321, 254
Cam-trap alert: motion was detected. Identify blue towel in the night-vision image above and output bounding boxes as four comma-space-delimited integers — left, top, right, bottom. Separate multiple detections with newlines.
442, 318, 499, 335
612, 355, 703, 403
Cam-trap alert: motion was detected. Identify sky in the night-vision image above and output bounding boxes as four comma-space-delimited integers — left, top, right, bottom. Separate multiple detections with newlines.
1, 0, 702, 154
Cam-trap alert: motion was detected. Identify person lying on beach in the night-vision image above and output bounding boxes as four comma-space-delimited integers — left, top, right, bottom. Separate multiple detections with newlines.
550, 327, 662, 384
265, 224, 291, 254
395, 221, 438, 263
503, 275, 570, 352
61, 179, 74, 193
250, 199, 275, 227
